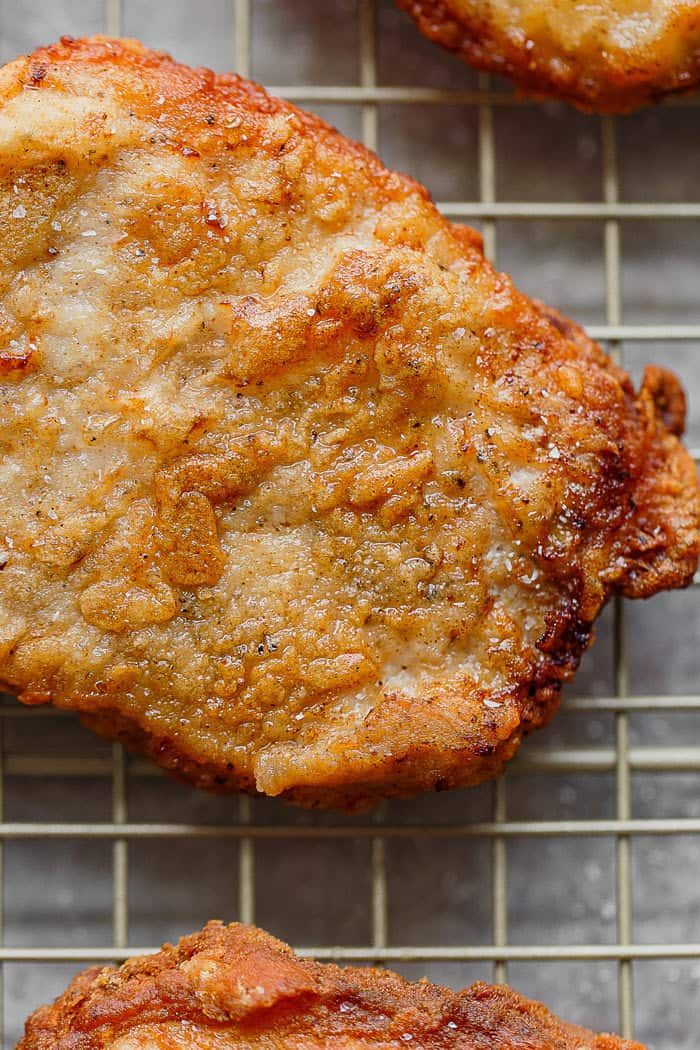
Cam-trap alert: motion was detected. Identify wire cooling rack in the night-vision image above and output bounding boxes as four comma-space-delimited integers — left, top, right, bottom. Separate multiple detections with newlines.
1, 1, 699, 1047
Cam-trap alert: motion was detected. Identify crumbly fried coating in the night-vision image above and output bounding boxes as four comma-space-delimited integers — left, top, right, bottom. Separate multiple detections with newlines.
0, 37, 697, 809
18, 921, 644, 1049
396, 0, 700, 112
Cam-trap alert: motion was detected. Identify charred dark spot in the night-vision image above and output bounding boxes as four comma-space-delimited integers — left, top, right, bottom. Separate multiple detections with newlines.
354, 315, 378, 338
0, 346, 36, 376
29, 63, 47, 83
642, 365, 687, 437
536, 600, 593, 672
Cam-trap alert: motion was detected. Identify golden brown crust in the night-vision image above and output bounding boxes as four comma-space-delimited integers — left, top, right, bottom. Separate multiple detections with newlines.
0, 37, 697, 810
396, 0, 700, 112
18, 922, 645, 1049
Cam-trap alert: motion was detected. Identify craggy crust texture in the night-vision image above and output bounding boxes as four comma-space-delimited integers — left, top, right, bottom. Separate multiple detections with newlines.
0, 39, 697, 810
19, 921, 645, 1050
396, 0, 700, 112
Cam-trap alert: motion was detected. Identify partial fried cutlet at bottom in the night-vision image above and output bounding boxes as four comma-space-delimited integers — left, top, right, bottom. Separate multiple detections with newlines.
0, 38, 698, 810
19, 921, 644, 1049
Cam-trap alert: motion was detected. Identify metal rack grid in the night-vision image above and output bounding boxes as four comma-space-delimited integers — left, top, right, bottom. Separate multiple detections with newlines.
1, 1, 699, 1046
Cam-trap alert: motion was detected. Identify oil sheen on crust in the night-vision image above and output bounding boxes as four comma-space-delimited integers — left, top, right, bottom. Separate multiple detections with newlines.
397, 0, 700, 112
19, 921, 645, 1049
0, 37, 697, 809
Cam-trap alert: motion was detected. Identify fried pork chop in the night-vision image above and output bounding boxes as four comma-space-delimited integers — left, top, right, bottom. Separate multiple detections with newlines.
397, 0, 700, 112
19, 921, 643, 1049
0, 37, 697, 809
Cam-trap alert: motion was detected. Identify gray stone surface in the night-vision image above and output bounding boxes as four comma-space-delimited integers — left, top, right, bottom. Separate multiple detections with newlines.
0, 1, 699, 1046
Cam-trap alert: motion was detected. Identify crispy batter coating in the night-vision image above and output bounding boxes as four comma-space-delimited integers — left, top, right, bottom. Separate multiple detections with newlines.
396, 0, 700, 112
19, 921, 644, 1049
0, 37, 697, 809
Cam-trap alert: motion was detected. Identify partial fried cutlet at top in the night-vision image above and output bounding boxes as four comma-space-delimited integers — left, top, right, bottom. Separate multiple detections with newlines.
19, 921, 644, 1049
396, 0, 700, 112
0, 37, 697, 810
